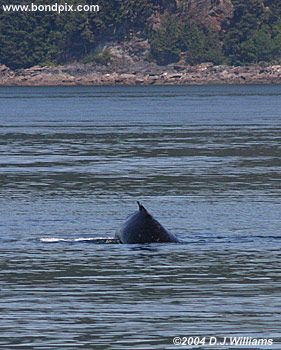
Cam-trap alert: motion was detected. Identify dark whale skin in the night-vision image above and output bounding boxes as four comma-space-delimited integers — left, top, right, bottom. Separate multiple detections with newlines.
115, 202, 179, 244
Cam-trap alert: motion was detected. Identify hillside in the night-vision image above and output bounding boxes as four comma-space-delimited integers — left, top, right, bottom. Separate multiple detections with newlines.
0, 0, 281, 70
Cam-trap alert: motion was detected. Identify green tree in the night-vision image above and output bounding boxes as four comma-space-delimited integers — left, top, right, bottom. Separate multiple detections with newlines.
223, 0, 269, 64
150, 16, 181, 65
181, 25, 225, 65
240, 26, 279, 63
0, 11, 56, 68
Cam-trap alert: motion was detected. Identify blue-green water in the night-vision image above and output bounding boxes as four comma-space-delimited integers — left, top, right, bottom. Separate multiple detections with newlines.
0, 85, 281, 349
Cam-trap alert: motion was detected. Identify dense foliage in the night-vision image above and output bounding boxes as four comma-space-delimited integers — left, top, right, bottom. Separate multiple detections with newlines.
150, 18, 225, 65
223, 0, 281, 64
0, 0, 281, 69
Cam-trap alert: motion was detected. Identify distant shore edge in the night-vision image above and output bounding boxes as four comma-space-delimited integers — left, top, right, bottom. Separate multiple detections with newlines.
1, 63, 281, 86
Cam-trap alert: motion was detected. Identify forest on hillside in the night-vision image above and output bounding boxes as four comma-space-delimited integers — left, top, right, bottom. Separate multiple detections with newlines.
0, 0, 281, 69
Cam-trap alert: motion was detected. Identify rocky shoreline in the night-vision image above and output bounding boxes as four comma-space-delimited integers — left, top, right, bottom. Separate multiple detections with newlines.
1, 63, 281, 86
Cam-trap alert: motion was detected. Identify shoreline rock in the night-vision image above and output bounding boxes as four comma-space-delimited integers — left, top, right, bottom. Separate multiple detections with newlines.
0, 63, 281, 86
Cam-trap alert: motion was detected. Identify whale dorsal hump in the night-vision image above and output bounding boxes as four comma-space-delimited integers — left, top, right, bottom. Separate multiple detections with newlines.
137, 201, 147, 213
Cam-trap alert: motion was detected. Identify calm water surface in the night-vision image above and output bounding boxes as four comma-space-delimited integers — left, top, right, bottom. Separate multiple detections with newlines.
0, 85, 281, 349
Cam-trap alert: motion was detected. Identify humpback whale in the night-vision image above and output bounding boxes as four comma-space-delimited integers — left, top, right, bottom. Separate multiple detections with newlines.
115, 202, 179, 244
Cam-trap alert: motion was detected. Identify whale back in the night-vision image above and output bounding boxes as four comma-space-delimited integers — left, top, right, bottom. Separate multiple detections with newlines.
115, 202, 179, 244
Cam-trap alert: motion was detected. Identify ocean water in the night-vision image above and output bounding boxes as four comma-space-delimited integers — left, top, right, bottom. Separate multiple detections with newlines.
0, 85, 280, 349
